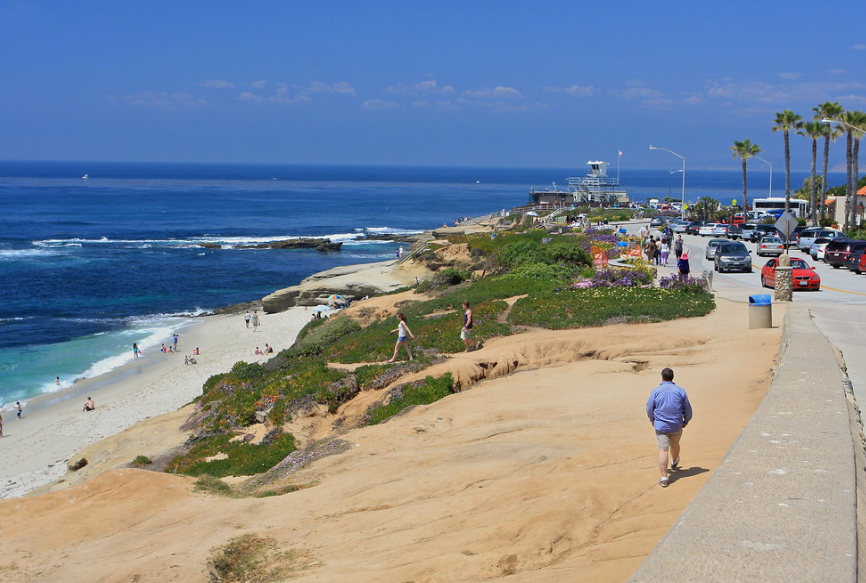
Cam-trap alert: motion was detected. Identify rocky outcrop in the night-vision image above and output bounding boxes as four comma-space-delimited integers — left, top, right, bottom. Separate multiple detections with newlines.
198, 238, 342, 252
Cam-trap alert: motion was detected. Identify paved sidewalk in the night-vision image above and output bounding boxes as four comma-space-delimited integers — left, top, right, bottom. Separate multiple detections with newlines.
630, 302, 858, 582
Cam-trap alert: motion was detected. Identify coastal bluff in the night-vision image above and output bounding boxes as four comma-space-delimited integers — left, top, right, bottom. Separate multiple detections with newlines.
261, 258, 431, 312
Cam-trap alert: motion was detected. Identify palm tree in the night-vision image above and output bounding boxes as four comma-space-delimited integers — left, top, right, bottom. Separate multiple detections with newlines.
730, 139, 761, 216
839, 110, 866, 232
771, 110, 804, 213
813, 101, 844, 223
797, 121, 826, 226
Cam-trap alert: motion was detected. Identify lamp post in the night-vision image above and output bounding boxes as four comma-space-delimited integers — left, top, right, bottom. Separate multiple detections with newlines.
650, 145, 686, 219
754, 156, 773, 198
668, 169, 682, 200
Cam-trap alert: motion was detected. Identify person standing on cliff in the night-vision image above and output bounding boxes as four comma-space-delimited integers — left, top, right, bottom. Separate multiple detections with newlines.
646, 367, 692, 488
461, 301, 479, 352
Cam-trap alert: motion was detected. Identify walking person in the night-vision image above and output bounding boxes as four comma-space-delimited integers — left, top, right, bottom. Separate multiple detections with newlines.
172, 333, 178, 351
677, 250, 690, 278
15, 401, 23, 419
251, 310, 260, 332
387, 313, 415, 362
645, 237, 656, 264
674, 235, 684, 260
133, 343, 141, 359
244, 311, 251, 329
646, 367, 693, 488
461, 301, 479, 351
660, 239, 670, 266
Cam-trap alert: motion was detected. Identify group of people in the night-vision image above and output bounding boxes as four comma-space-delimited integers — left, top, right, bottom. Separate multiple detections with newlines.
387, 301, 480, 363
254, 344, 274, 355
642, 232, 690, 278
244, 310, 261, 331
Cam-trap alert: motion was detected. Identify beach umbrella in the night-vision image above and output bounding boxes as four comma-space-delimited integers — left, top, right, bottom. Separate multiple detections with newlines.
327, 294, 344, 302
312, 305, 332, 313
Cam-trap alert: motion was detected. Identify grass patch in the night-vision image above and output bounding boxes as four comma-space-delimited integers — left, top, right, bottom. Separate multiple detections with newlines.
166, 431, 296, 478
207, 534, 296, 583
509, 287, 715, 329
193, 475, 235, 497
131, 455, 152, 467
368, 374, 455, 425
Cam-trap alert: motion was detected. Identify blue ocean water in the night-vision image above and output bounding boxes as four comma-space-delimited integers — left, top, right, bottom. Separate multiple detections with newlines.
0, 161, 835, 407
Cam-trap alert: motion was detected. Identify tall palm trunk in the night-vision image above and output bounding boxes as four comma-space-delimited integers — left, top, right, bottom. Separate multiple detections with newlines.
845, 130, 853, 233
851, 136, 861, 231
821, 134, 831, 223
784, 130, 791, 213
741, 158, 748, 213
810, 137, 818, 226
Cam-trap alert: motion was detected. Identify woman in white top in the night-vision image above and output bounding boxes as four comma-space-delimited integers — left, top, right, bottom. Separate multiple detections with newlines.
388, 313, 415, 362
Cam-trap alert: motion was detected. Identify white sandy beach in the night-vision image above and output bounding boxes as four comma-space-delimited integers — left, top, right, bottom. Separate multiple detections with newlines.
0, 306, 313, 498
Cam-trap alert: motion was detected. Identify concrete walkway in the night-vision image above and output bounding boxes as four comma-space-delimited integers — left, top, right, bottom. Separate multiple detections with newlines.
630, 302, 859, 582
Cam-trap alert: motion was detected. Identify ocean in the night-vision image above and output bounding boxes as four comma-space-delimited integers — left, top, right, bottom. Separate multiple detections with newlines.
0, 161, 834, 407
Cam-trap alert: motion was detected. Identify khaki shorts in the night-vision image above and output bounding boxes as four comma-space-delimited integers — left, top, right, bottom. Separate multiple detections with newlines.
655, 429, 683, 449
461, 328, 472, 340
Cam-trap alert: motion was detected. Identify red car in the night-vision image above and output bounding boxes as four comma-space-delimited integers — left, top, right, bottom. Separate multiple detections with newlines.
760, 258, 821, 291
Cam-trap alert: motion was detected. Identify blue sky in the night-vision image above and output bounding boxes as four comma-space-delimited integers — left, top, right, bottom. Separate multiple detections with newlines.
2, 0, 865, 171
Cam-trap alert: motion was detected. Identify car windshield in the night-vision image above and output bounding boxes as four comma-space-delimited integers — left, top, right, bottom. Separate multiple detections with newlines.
719, 244, 746, 253
790, 259, 808, 269
762, 237, 782, 243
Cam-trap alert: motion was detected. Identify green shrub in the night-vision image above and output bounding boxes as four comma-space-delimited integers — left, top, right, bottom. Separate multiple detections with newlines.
292, 316, 361, 350
131, 455, 152, 467
368, 374, 455, 425
166, 431, 296, 478
193, 475, 234, 497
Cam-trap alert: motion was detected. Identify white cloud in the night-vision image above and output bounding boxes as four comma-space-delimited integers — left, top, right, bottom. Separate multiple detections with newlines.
778, 72, 802, 80
386, 80, 455, 95
462, 86, 522, 99
250, 80, 267, 88
542, 84, 596, 97
199, 79, 235, 89
238, 91, 263, 103
363, 99, 399, 110
122, 91, 207, 111
308, 81, 356, 95
853, 44, 866, 50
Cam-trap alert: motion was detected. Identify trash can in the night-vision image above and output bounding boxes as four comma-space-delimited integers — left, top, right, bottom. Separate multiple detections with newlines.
748, 294, 772, 329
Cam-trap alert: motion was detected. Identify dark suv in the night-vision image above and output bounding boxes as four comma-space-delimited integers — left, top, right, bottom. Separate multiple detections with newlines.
685, 220, 705, 235
825, 239, 866, 269
748, 224, 779, 242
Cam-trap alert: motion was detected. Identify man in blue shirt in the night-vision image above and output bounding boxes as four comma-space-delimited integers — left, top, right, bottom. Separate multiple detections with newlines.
646, 367, 693, 488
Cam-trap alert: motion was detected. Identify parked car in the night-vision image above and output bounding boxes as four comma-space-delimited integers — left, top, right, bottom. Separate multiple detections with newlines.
825, 240, 866, 269
748, 224, 779, 243
798, 228, 843, 252
856, 250, 866, 275
685, 220, 705, 235
699, 222, 720, 236
760, 258, 821, 291
740, 223, 758, 241
713, 241, 752, 273
649, 216, 666, 227
726, 224, 743, 240
704, 238, 728, 260
712, 223, 729, 237
842, 247, 866, 272
810, 237, 834, 262
756, 236, 786, 257
669, 219, 689, 233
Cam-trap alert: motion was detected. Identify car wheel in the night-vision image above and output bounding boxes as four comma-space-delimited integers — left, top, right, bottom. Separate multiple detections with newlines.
713, 262, 718, 272
832, 264, 841, 269
760, 275, 767, 288
854, 269, 862, 275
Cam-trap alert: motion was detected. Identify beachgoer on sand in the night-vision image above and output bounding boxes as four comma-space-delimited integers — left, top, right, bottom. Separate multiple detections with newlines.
255, 346, 262, 355
461, 301, 479, 352
55, 376, 60, 386
265, 344, 273, 354
172, 333, 178, 350
251, 310, 260, 332
388, 313, 415, 362
83, 397, 95, 412
194, 347, 200, 355
646, 367, 693, 488
0, 411, 4, 437
133, 343, 141, 359
244, 311, 251, 328
16, 401, 23, 419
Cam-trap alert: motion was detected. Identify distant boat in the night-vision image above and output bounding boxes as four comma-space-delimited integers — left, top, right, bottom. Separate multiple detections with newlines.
82, 174, 89, 180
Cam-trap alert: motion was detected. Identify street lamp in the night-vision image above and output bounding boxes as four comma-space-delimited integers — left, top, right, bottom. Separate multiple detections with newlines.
650, 145, 686, 219
753, 156, 773, 198
668, 169, 682, 200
